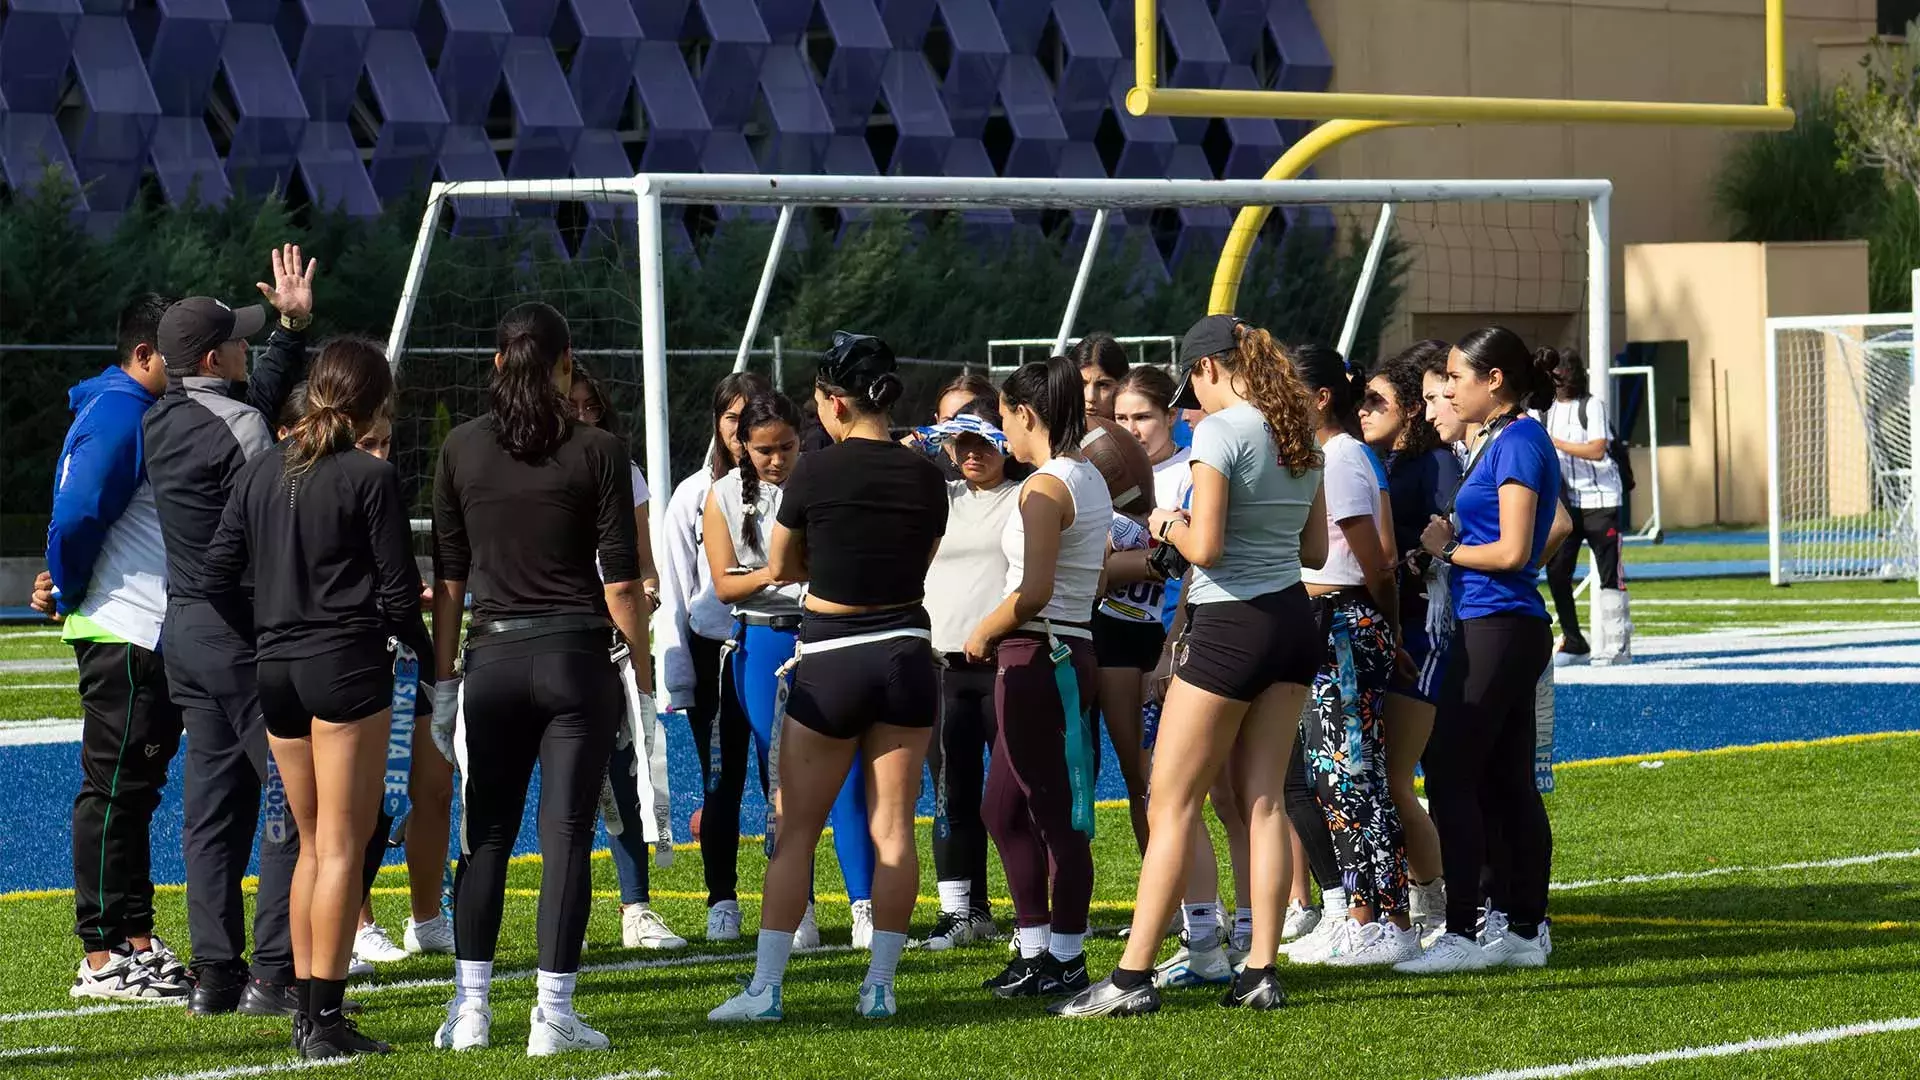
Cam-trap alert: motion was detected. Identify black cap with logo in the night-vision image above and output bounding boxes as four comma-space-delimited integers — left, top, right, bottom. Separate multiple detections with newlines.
1172, 313, 1242, 410
159, 297, 268, 372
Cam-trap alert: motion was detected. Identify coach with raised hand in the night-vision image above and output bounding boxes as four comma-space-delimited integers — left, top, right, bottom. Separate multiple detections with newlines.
143, 245, 318, 1015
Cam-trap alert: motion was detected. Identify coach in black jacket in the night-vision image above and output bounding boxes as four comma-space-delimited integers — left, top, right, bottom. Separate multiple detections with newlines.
143, 246, 316, 1016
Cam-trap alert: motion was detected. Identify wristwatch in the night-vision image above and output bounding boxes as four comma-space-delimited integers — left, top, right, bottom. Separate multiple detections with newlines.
279, 312, 312, 332
1440, 538, 1461, 563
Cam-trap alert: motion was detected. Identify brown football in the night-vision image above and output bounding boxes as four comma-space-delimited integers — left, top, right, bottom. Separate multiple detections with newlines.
690, 807, 703, 841
1080, 416, 1156, 517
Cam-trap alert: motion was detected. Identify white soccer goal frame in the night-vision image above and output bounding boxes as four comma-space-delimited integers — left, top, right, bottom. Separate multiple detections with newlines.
384, 174, 1612, 564
1764, 275, 1920, 588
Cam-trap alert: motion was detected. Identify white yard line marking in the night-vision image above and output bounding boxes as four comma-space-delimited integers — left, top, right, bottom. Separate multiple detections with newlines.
1627, 598, 1920, 607
1554, 667, 1920, 685
0, 1000, 181, 1023
0, 1045, 72, 1059
0, 683, 76, 691
135, 1059, 353, 1080
1436, 1015, 1920, 1080
0, 719, 83, 746
1552, 848, 1920, 891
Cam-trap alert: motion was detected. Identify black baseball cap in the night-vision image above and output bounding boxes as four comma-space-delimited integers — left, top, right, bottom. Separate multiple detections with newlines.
1172, 313, 1241, 410
159, 297, 268, 371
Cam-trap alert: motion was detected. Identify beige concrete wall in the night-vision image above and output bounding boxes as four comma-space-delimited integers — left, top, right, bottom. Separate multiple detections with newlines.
1624, 241, 1868, 527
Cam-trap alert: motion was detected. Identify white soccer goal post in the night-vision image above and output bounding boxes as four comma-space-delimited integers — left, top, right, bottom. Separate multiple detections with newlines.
1765, 289, 1920, 587
384, 174, 1612, 567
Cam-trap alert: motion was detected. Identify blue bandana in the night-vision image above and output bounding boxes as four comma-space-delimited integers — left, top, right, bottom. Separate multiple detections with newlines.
914, 413, 1009, 454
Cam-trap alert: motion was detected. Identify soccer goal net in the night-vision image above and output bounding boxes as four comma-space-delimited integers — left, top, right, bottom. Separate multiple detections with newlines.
383, 175, 1612, 539
1766, 313, 1919, 585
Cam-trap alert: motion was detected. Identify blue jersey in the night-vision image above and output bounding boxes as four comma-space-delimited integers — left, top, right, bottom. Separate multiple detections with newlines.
1450, 416, 1559, 621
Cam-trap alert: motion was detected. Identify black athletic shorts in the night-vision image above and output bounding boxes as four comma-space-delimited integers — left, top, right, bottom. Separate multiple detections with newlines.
1172, 584, 1321, 702
258, 637, 395, 739
786, 606, 939, 739
1092, 611, 1167, 671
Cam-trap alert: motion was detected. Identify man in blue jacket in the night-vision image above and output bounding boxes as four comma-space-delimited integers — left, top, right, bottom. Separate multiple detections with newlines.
37, 294, 192, 1001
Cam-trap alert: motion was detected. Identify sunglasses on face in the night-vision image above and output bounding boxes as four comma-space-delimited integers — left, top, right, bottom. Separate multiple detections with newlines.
1358, 392, 1392, 414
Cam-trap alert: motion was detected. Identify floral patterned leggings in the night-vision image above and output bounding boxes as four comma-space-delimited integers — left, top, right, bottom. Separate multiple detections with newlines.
1302, 593, 1408, 915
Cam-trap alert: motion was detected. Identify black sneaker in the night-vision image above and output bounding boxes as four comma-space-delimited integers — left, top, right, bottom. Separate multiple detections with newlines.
1220, 965, 1287, 1010
291, 1012, 308, 1051
1038, 953, 1090, 997
1048, 976, 1160, 1018
187, 966, 246, 1016
983, 955, 1046, 998
239, 978, 362, 1017
301, 1016, 391, 1060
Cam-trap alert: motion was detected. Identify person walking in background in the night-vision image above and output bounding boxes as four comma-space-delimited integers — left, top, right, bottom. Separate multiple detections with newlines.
1539, 349, 1632, 667
39, 294, 191, 1001
142, 247, 318, 1016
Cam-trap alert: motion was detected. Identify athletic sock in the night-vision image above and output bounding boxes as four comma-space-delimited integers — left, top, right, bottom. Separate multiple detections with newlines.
1233, 907, 1254, 948
536, 969, 577, 1021
1048, 931, 1084, 962
1014, 924, 1050, 959
1183, 903, 1221, 946
1322, 886, 1349, 917
310, 978, 347, 1027
750, 930, 795, 993
936, 880, 971, 917
1110, 965, 1152, 991
453, 959, 493, 1009
865, 931, 907, 988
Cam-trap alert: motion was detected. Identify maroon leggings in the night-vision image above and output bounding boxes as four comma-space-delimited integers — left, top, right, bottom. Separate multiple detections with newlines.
984, 634, 1097, 934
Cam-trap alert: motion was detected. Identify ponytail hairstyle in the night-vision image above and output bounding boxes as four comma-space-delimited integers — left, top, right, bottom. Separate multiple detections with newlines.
1215, 323, 1321, 476
1117, 365, 1177, 414
707, 370, 773, 479
999, 354, 1087, 456
1372, 341, 1448, 467
571, 359, 620, 434
816, 331, 903, 415
490, 301, 574, 461
1290, 342, 1366, 440
734, 391, 802, 558
284, 337, 393, 477
1454, 326, 1557, 412
1068, 331, 1129, 380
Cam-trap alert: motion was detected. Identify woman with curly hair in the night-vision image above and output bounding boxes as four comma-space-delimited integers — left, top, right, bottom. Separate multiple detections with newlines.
1053, 315, 1328, 1018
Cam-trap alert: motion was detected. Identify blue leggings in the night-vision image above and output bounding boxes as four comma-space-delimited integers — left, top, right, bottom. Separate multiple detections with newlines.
732, 622, 873, 902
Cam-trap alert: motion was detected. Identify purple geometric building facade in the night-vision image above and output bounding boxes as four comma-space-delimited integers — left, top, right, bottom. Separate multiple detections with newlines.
0, 0, 1331, 272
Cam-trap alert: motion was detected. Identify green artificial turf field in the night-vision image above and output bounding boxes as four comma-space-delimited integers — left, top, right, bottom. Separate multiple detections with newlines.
1, 733, 1916, 1080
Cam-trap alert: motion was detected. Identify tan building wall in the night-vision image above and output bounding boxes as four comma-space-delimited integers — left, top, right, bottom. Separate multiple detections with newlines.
1624, 240, 1868, 527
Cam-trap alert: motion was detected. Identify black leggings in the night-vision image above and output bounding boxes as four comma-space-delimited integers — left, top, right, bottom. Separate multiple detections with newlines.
685, 633, 754, 906
929, 658, 995, 913
1546, 506, 1623, 643
454, 632, 620, 972
1426, 615, 1552, 938
1283, 733, 1341, 894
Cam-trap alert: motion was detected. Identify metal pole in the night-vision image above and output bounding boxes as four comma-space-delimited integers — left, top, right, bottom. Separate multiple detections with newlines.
1766, 320, 1784, 585
736, 205, 794, 374
1584, 193, 1612, 637
1910, 268, 1920, 592
773, 335, 784, 393
1336, 203, 1395, 361
385, 185, 450, 375
1054, 208, 1109, 356
637, 180, 673, 567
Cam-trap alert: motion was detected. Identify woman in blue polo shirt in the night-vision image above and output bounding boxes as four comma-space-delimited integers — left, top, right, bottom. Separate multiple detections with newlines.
1396, 326, 1561, 976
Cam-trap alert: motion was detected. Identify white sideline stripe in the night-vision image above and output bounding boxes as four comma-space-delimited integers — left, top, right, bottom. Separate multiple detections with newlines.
134, 1058, 353, 1080
0, 1045, 72, 1059
1554, 667, 1920, 685
1627, 598, 1920, 607
1552, 847, 1920, 891
1436, 1015, 1920, 1080
0, 945, 858, 1024
0, 718, 83, 745
0, 682, 75, 690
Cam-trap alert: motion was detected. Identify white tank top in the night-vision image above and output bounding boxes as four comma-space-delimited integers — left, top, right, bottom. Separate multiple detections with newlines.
1001, 456, 1112, 625
710, 471, 805, 617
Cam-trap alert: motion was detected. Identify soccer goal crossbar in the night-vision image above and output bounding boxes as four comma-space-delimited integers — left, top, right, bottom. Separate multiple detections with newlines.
386, 172, 1613, 562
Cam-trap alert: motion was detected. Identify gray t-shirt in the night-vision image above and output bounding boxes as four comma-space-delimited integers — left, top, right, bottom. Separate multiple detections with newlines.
1185, 403, 1322, 605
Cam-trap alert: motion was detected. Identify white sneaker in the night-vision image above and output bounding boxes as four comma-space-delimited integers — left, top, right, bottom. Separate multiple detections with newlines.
968, 911, 1001, 943
850, 899, 874, 950
707, 901, 743, 943
1281, 914, 1354, 964
526, 1005, 610, 1055
1282, 900, 1321, 941
1292, 915, 1364, 965
433, 1000, 491, 1050
347, 956, 375, 978
1419, 922, 1449, 950
354, 922, 408, 964
621, 904, 688, 950
1539, 921, 1554, 956
71, 948, 187, 1001
709, 982, 783, 1022
1325, 922, 1423, 967
1476, 908, 1511, 948
1393, 932, 1494, 974
922, 910, 976, 951
1152, 935, 1234, 988
406, 914, 456, 955
794, 904, 821, 950
855, 981, 896, 1019
1481, 928, 1548, 968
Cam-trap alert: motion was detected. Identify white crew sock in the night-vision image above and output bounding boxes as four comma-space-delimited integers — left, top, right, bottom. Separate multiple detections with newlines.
1233, 907, 1253, 947
1183, 903, 1221, 946
1323, 886, 1349, 918
865, 930, 908, 988
453, 959, 493, 1009
535, 969, 576, 1021
936, 880, 971, 916
750, 930, 795, 993
1048, 930, 1084, 962
1014, 924, 1050, 959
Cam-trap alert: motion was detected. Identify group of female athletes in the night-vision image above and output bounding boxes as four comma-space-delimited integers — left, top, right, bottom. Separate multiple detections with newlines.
228, 300, 1573, 1056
